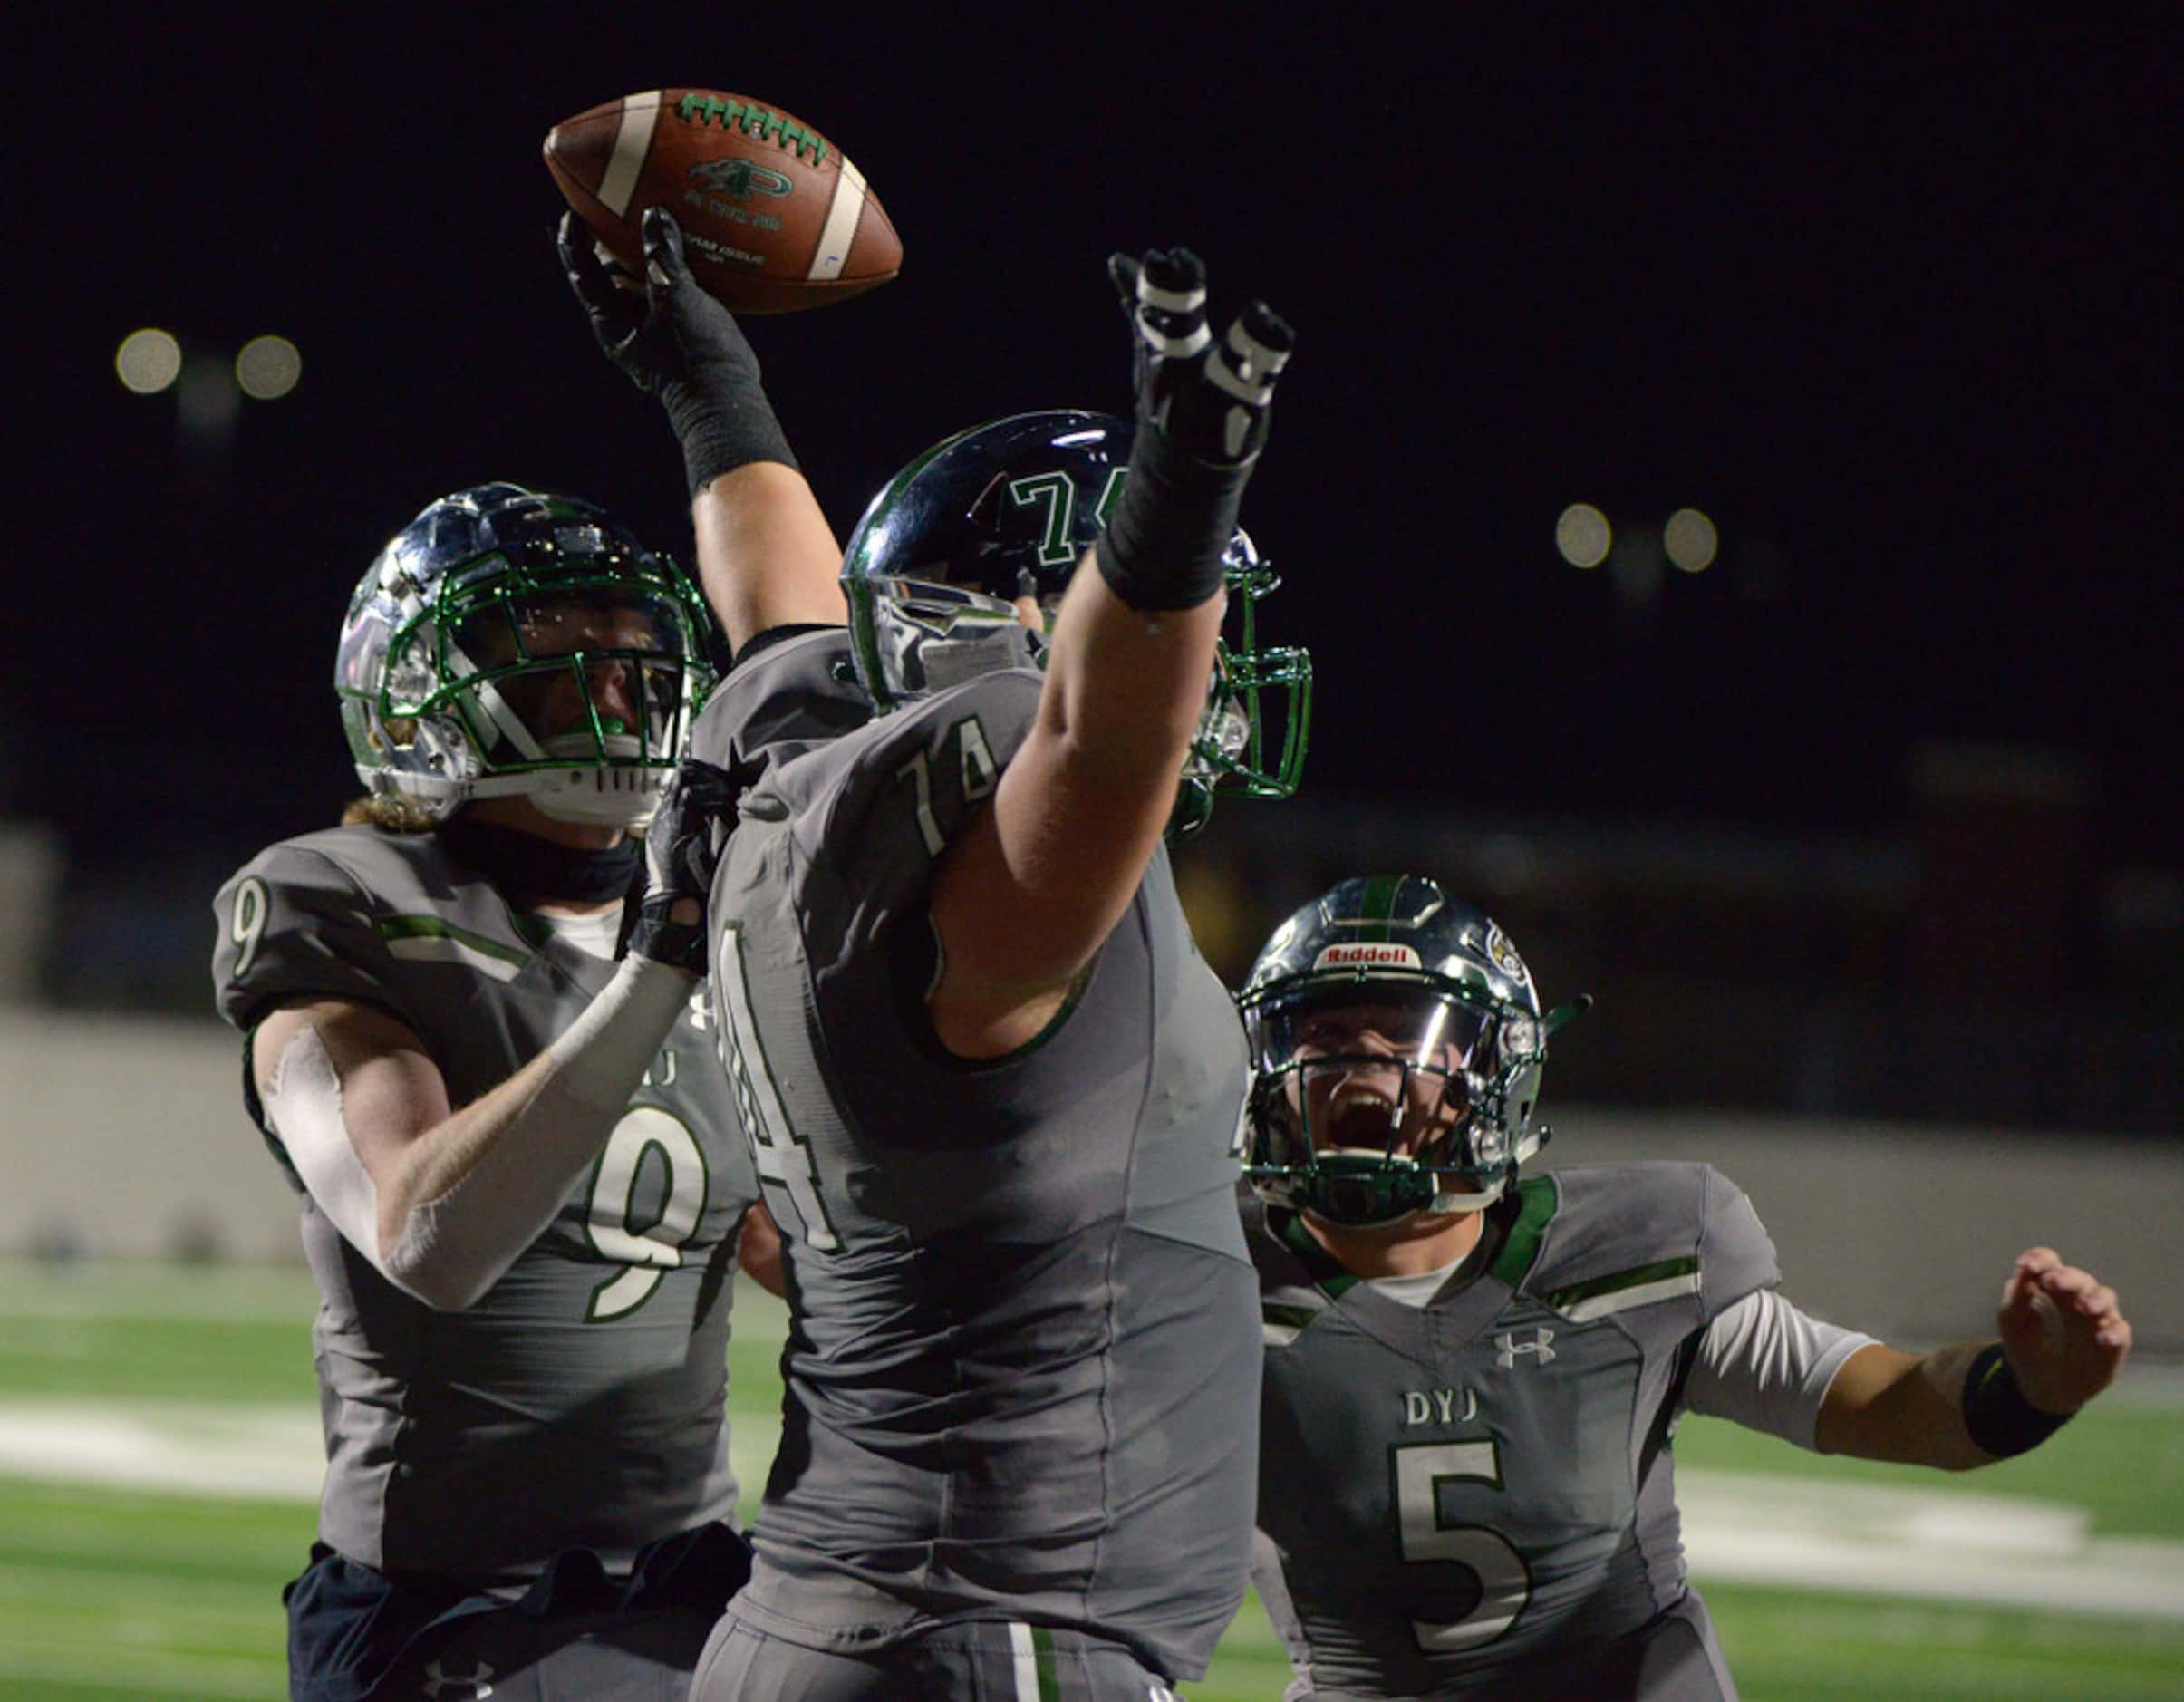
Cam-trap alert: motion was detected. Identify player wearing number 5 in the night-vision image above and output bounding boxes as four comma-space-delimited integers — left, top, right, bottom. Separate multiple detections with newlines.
211, 484, 777, 1701
1239, 875, 2132, 1700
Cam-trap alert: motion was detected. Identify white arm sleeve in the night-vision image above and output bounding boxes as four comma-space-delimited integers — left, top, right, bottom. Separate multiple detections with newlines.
262, 1024, 387, 1266
260, 954, 694, 1310
1682, 1288, 1878, 1449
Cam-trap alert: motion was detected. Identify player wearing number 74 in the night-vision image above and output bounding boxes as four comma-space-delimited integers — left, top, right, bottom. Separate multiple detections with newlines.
210, 485, 778, 1701
1239, 875, 2133, 1701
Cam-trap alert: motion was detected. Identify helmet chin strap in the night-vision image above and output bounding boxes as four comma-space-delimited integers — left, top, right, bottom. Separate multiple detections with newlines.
527, 732, 667, 828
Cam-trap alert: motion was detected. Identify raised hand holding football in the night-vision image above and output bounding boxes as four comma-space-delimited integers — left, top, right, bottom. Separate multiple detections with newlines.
545, 89, 901, 314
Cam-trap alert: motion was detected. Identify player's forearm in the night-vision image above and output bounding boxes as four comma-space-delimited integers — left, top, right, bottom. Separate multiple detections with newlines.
372, 955, 695, 1307
691, 464, 846, 652
1036, 559, 1222, 785
1817, 1339, 2067, 1470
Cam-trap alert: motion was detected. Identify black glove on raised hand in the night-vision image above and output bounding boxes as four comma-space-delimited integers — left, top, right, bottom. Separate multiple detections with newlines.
557, 208, 798, 497
622, 757, 739, 973
1096, 247, 1294, 612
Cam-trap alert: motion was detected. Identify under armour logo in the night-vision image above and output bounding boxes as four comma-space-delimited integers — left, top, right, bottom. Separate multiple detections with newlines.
422, 1661, 495, 1698
1495, 1328, 1556, 1368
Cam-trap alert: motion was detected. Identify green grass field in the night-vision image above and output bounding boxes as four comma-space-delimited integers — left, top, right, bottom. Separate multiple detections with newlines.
1, 1260, 2179, 1700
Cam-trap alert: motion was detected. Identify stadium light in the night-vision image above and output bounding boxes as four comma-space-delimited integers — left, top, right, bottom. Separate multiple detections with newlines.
236, 334, 303, 401
116, 329, 183, 395
1665, 508, 1718, 573
1555, 503, 1612, 569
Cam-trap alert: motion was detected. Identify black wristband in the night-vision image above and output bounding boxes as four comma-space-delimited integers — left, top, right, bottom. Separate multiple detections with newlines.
662, 377, 798, 498
1961, 1341, 2072, 1458
1094, 420, 1251, 612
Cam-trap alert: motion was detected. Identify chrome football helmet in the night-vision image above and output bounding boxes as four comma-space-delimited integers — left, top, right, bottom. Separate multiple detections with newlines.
1240, 875, 1582, 1227
839, 410, 1311, 836
335, 483, 716, 827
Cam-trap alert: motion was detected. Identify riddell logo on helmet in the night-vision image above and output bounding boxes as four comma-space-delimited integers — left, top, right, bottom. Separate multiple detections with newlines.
1314, 943, 1422, 970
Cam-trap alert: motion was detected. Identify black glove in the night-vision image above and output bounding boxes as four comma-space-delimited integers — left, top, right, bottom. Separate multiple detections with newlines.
1107, 247, 1293, 465
557, 208, 797, 495
622, 757, 739, 973
1095, 247, 1294, 611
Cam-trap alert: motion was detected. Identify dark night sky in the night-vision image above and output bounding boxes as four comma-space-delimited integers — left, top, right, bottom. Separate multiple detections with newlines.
12, 7, 2177, 875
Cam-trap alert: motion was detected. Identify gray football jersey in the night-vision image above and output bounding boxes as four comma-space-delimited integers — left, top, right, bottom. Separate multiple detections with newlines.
690, 632, 1259, 1681
211, 826, 759, 1584
1248, 1164, 1777, 1700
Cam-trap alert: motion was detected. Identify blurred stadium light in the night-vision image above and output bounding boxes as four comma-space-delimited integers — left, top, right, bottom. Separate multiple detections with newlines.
1555, 502, 1612, 568
236, 334, 302, 401
115, 328, 182, 395
1665, 507, 1718, 572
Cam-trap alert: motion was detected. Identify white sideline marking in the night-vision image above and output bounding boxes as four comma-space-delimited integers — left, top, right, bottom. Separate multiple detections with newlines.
1, 1404, 2178, 1621
0, 1398, 784, 1528
1678, 1470, 2184, 1620
0, 1402, 324, 1498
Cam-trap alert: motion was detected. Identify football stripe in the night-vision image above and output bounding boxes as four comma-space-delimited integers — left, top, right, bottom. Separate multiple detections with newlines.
596, 91, 662, 217
808, 156, 868, 281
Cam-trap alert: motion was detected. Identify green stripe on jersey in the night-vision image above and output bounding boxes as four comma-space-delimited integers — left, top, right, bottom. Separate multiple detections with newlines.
1487, 1176, 1559, 1288
1279, 1212, 1360, 1298
1263, 1301, 1319, 1348
376, 914, 531, 983
376, 914, 529, 966
1546, 1255, 1703, 1321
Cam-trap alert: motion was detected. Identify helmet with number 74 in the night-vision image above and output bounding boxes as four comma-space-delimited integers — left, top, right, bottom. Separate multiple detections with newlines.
838, 410, 1311, 837
1239, 875, 1587, 1228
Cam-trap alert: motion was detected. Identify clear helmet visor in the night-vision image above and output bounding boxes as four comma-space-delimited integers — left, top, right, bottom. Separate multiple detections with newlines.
1250, 984, 1493, 1168
1245, 981, 1540, 1225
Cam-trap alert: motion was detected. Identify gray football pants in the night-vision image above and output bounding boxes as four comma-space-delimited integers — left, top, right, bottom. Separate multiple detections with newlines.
690, 1611, 1182, 1701
384, 1605, 715, 1699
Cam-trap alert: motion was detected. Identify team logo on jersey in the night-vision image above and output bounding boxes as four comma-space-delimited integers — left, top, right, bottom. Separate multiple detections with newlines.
1313, 942, 1423, 971
421, 1661, 495, 1698
1402, 1386, 1480, 1426
1494, 1327, 1555, 1368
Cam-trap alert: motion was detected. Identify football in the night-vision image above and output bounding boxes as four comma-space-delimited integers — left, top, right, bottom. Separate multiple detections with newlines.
544, 89, 901, 314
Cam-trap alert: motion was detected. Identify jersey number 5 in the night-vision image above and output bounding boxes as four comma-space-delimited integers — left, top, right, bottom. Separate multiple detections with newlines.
1393, 1438, 1532, 1652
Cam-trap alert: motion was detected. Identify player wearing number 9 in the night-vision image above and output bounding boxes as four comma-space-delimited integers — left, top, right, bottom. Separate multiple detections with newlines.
1239, 875, 2133, 1699
209, 483, 781, 1701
